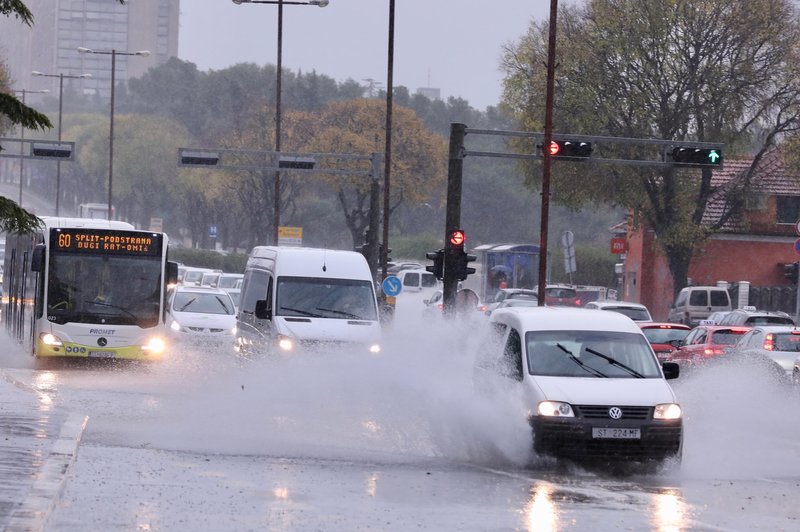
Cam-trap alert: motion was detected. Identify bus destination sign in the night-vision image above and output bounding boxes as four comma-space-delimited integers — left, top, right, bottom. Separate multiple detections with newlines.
50, 228, 163, 257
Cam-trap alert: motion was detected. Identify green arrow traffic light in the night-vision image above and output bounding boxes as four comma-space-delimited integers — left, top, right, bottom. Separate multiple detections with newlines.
708, 150, 720, 163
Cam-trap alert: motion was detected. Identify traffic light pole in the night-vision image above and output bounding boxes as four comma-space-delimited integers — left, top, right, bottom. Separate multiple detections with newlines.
540, 0, 558, 307
443, 123, 466, 315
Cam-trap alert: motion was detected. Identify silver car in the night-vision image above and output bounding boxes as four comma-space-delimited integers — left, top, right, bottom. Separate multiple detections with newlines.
729, 325, 800, 382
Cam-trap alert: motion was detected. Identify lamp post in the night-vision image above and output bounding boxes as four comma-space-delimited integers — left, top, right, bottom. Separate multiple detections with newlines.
11, 88, 50, 206
32, 70, 91, 216
77, 46, 150, 220
232, 0, 330, 244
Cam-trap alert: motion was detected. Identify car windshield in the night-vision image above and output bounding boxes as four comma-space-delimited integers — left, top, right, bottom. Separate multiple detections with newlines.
525, 330, 661, 378
605, 306, 651, 321
276, 276, 378, 321
173, 292, 235, 315
642, 327, 689, 344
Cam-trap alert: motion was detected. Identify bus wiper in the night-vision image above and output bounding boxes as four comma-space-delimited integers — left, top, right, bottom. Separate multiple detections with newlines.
279, 306, 323, 318
555, 343, 608, 378
84, 300, 139, 320
316, 307, 363, 320
584, 347, 644, 378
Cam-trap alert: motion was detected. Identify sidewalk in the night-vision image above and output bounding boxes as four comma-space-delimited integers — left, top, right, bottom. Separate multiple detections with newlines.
0, 335, 86, 531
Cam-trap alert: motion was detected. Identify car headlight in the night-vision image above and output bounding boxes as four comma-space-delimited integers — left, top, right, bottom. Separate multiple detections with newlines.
369, 343, 381, 354
277, 335, 295, 352
170, 320, 182, 332
654, 403, 682, 420
143, 337, 166, 354
40, 332, 63, 346
537, 401, 575, 417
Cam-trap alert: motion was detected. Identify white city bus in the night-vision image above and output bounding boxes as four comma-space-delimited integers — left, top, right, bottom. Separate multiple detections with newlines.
4, 217, 178, 362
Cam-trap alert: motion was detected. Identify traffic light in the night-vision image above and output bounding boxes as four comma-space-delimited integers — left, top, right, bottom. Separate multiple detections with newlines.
541, 140, 593, 158
379, 243, 392, 263
669, 147, 723, 167
426, 248, 445, 280
449, 229, 466, 247
784, 262, 799, 283
454, 250, 477, 281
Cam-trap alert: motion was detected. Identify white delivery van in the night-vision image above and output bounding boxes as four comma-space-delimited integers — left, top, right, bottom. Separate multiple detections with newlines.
235, 246, 381, 356
667, 285, 732, 325
477, 306, 683, 464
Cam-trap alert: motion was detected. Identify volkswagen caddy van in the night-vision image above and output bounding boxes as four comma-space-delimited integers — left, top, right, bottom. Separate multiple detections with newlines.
235, 246, 381, 356
478, 306, 683, 464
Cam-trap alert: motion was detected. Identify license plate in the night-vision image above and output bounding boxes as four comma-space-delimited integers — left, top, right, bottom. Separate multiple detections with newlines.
88, 350, 115, 359
592, 427, 641, 439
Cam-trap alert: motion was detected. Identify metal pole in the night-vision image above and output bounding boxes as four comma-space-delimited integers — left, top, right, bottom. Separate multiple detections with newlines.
108, 49, 116, 220
381, 0, 395, 279
18, 89, 25, 206
443, 123, 466, 315
56, 73, 64, 216
368, 153, 381, 284
538, 0, 558, 307
273, 0, 284, 245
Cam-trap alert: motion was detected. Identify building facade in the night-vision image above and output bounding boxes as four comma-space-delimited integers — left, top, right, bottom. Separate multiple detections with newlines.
0, 0, 179, 98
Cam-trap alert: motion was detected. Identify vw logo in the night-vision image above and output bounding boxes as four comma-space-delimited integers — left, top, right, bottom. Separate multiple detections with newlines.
97, 337, 108, 347
608, 407, 623, 419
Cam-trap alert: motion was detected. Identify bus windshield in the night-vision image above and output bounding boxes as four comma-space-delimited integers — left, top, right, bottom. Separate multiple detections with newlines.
47, 253, 162, 327
276, 276, 378, 321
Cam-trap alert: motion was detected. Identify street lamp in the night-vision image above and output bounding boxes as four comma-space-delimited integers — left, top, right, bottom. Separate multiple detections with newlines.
77, 46, 150, 220
32, 70, 92, 216
11, 88, 50, 206
232, 0, 330, 244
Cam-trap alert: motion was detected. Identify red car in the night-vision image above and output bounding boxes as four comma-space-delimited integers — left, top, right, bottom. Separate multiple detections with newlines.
671, 324, 752, 367
638, 322, 691, 362
534, 284, 582, 307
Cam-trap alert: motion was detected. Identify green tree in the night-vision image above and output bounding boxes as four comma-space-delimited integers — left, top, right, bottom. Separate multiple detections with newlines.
501, 0, 800, 296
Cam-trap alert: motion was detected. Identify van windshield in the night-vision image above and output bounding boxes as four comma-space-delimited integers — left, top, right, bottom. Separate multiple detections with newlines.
276, 276, 378, 321
525, 330, 662, 378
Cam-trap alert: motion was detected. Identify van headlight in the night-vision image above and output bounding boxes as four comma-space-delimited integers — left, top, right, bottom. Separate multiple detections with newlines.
654, 403, 682, 420
40, 333, 63, 346
277, 335, 295, 352
537, 401, 574, 417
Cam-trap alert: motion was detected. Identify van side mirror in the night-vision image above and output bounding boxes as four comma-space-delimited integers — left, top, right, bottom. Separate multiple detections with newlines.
30, 244, 45, 272
662, 361, 680, 380
166, 261, 179, 286
255, 299, 271, 320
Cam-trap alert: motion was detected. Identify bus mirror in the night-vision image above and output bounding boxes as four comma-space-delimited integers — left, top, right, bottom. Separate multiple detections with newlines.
31, 244, 45, 272
166, 261, 179, 285
255, 299, 271, 320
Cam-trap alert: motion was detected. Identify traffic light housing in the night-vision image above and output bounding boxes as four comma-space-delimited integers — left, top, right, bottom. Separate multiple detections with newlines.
454, 250, 477, 281
784, 262, 799, 283
542, 140, 593, 158
669, 147, 723, 167
379, 243, 392, 263
426, 249, 445, 280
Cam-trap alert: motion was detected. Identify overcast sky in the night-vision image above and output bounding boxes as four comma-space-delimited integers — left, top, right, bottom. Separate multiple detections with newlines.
178, 1, 551, 110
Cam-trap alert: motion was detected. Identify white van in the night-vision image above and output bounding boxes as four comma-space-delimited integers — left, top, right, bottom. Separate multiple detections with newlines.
235, 246, 381, 356
395, 268, 440, 294
478, 306, 683, 464
667, 286, 732, 325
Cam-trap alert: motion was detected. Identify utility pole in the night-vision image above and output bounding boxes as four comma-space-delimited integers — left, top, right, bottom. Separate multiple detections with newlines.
539, 0, 558, 306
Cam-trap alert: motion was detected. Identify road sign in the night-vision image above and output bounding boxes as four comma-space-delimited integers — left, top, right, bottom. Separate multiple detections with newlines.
382, 275, 402, 297
794, 238, 800, 256
611, 237, 628, 254
561, 231, 576, 274
795, 219, 800, 236
208, 224, 218, 238
278, 226, 303, 247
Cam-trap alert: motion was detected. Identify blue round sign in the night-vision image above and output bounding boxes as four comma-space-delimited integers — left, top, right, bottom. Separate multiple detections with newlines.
382, 275, 402, 297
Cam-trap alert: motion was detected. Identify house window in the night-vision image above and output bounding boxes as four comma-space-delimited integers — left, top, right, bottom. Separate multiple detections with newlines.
776, 196, 800, 224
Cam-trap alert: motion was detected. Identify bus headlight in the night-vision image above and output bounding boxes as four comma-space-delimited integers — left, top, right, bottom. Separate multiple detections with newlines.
537, 401, 575, 417
40, 333, 63, 346
143, 337, 166, 354
277, 335, 295, 352
369, 343, 381, 354
654, 403, 682, 420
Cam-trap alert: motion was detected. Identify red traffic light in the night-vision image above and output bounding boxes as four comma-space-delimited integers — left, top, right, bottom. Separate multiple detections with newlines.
449, 230, 465, 246
549, 141, 560, 156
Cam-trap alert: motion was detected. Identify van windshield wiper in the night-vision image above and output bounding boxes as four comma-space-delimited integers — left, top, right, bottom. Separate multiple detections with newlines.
279, 306, 323, 318
316, 307, 363, 320
584, 347, 644, 378
555, 343, 607, 378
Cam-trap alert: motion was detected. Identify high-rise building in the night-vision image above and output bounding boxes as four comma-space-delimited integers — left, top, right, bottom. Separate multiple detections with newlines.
0, 0, 179, 98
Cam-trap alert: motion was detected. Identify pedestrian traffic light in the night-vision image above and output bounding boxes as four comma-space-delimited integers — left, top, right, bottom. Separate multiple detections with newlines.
669, 147, 723, 167
784, 262, 799, 283
454, 250, 477, 281
426, 248, 445, 280
542, 140, 593, 158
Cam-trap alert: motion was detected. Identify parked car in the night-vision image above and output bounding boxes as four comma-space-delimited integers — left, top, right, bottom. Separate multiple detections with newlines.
475, 306, 682, 464
167, 285, 237, 346
638, 322, 691, 362
667, 286, 732, 326
486, 288, 538, 314
717, 307, 795, 327
584, 300, 653, 322
727, 325, 800, 382
533, 284, 581, 307
671, 324, 751, 368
